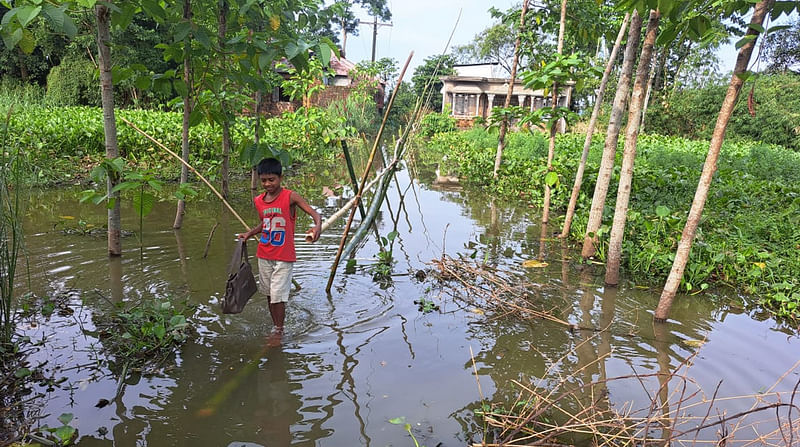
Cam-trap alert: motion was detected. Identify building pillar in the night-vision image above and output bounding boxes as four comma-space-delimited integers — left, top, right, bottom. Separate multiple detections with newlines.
517, 94, 526, 109
486, 94, 496, 117
441, 91, 448, 113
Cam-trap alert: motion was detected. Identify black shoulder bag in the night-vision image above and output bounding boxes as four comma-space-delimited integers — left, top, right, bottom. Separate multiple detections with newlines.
221, 240, 258, 314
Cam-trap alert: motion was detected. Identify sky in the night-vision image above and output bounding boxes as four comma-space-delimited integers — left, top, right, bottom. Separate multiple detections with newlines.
341, 0, 744, 79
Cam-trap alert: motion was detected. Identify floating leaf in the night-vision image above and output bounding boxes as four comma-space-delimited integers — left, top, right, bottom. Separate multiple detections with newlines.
522, 259, 548, 268
683, 339, 706, 348
388, 417, 406, 425
14, 367, 31, 378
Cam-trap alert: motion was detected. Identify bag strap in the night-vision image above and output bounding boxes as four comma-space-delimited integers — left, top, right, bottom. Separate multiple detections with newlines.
227, 240, 246, 276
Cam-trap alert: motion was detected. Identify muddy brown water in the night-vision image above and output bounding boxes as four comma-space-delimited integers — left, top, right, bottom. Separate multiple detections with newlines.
12, 161, 800, 446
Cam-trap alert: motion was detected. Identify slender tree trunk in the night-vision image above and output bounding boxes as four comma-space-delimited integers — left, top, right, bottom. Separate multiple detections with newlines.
560, 13, 630, 238
96, 2, 121, 256
174, 0, 192, 229
251, 88, 261, 198
492, 0, 530, 179
540, 0, 568, 229
640, 57, 657, 132
218, 0, 230, 199
17, 49, 28, 81
581, 10, 643, 258
604, 9, 661, 286
654, 0, 775, 322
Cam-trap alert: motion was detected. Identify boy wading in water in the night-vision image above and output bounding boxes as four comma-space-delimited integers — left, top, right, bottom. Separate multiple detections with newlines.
239, 158, 321, 343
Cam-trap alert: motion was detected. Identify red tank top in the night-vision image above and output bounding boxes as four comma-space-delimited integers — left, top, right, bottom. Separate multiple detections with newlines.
253, 188, 296, 262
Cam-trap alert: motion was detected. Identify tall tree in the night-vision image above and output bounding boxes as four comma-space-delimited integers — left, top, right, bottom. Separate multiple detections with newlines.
95, 1, 121, 256
581, 10, 643, 259
540, 0, 568, 228
173, 0, 192, 229
218, 0, 231, 199
410, 54, 455, 111
605, 9, 661, 286
654, 0, 776, 321
492, 0, 530, 179
560, 13, 630, 238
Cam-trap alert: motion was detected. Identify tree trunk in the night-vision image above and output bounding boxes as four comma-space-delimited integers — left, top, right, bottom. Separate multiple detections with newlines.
492, 0, 530, 179
604, 9, 661, 286
654, 0, 775, 322
580, 10, 643, 258
540, 0, 568, 230
218, 0, 230, 199
174, 0, 192, 229
96, 2, 121, 256
560, 13, 630, 238
640, 56, 657, 132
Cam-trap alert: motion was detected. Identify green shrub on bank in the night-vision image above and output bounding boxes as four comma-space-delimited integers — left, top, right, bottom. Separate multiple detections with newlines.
46, 55, 101, 107
645, 73, 800, 151
0, 103, 346, 183
425, 128, 800, 318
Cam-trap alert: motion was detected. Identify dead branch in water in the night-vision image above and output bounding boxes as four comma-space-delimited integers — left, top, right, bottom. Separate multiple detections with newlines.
431, 255, 570, 327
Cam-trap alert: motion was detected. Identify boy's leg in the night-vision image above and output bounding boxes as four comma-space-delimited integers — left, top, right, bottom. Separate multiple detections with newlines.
257, 258, 278, 326
268, 261, 293, 331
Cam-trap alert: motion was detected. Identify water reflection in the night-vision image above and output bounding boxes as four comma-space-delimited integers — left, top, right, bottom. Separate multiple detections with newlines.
12, 156, 800, 446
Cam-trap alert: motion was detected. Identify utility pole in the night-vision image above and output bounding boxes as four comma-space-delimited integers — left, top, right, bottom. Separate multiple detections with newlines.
358, 16, 392, 62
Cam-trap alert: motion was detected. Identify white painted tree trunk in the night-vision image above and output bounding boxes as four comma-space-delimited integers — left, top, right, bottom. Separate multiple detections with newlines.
604, 9, 661, 286
654, 0, 775, 321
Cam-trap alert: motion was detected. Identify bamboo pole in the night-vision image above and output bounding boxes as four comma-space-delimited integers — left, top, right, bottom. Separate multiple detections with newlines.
303, 168, 387, 242
120, 116, 250, 230
325, 52, 414, 294
341, 140, 367, 220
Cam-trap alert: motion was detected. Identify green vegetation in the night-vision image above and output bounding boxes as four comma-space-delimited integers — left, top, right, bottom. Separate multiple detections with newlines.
646, 73, 800, 151
423, 127, 800, 318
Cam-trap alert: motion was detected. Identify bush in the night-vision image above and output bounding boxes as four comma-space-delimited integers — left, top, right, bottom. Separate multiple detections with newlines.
645, 73, 800, 151
418, 111, 456, 137
45, 55, 100, 107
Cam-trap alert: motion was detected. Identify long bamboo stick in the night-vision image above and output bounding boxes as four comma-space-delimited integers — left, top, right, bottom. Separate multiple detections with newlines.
303, 167, 387, 242
119, 116, 250, 230
324, 52, 414, 294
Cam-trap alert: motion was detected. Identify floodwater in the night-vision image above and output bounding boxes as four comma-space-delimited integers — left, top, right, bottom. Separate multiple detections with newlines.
12, 155, 800, 446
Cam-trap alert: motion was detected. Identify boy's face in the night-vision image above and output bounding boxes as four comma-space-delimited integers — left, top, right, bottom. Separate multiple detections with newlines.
259, 173, 282, 194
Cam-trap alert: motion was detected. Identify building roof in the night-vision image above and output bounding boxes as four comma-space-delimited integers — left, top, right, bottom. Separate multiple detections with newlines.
330, 53, 356, 77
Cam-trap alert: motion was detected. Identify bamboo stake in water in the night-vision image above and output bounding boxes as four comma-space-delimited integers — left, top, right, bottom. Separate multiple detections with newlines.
325, 52, 414, 294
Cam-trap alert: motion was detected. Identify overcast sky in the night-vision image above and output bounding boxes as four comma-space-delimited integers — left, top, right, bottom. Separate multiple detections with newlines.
342, 1, 742, 78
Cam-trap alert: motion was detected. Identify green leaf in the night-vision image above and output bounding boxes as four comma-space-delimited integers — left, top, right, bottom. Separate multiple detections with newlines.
14, 367, 31, 378
153, 324, 166, 340
544, 171, 558, 186
173, 79, 188, 98
194, 28, 212, 49
134, 75, 151, 90
169, 315, 186, 327
133, 191, 156, 218
57, 413, 74, 425
748, 23, 765, 33
188, 108, 203, 127
16, 5, 41, 27
388, 417, 406, 425
18, 29, 35, 54
54, 425, 76, 442
735, 34, 757, 50
140, 0, 166, 21
2, 26, 23, 49
655, 205, 670, 217
318, 42, 332, 67
173, 21, 191, 42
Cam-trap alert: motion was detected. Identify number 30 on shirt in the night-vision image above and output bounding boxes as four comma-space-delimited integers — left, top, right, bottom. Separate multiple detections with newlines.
260, 216, 286, 246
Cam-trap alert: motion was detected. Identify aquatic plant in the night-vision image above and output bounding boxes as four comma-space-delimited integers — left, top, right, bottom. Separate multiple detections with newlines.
423, 129, 800, 319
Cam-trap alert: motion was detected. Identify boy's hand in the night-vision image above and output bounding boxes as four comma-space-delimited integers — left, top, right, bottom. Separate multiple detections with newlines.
307, 225, 321, 243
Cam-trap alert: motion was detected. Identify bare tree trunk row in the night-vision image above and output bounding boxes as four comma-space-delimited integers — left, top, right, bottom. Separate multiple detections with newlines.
654, 0, 776, 321
560, 13, 630, 238
580, 10, 643, 259
605, 9, 661, 286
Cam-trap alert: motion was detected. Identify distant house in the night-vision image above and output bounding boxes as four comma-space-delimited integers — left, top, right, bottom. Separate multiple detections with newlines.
262, 53, 385, 116
439, 63, 572, 126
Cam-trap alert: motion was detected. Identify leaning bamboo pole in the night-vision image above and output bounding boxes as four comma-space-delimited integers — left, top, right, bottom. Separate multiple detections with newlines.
120, 116, 250, 230
324, 52, 414, 294
303, 168, 387, 242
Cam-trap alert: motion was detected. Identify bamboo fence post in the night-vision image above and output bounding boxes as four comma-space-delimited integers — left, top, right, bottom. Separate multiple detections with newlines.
325, 52, 414, 294
341, 140, 367, 220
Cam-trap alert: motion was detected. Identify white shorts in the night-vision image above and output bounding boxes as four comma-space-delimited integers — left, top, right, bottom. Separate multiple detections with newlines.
257, 259, 294, 304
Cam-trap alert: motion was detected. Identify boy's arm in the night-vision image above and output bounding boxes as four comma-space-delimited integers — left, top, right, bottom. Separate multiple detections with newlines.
238, 222, 262, 241
290, 191, 322, 242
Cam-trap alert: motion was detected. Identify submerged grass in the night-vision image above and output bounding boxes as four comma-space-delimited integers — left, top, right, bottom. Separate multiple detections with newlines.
422, 127, 800, 319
